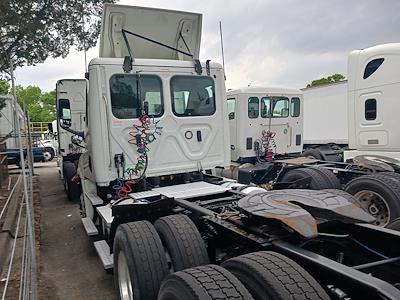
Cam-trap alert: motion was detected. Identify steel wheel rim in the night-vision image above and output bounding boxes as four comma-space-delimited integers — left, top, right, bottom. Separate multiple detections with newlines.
354, 190, 390, 227
118, 251, 134, 300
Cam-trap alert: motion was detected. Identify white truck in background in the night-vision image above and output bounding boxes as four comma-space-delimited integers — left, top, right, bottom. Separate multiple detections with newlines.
56, 79, 87, 201
301, 43, 400, 166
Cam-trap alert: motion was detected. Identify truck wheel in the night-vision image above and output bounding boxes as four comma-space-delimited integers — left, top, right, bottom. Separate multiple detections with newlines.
301, 149, 324, 160
281, 168, 335, 190
154, 215, 209, 272
64, 162, 81, 202
345, 174, 400, 227
387, 218, 400, 231
157, 264, 253, 300
45, 147, 55, 161
222, 251, 329, 300
310, 167, 341, 189
114, 221, 169, 300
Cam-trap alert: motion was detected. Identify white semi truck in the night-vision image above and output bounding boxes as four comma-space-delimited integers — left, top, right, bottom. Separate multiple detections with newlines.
56, 79, 87, 201
302, 43, 400, 164
56, 4, 400, 300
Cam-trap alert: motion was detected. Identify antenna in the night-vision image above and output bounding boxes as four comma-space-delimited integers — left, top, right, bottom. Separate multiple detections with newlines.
219, 21, 226, 78
82, 8, 87, 73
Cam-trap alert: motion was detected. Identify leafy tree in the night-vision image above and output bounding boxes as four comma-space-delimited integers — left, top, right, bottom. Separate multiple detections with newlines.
0, 79, 10, 113
16, 85, 56, 122
0, 0, 115, 74
306, 73, 346, 88
0, 79, 10, 94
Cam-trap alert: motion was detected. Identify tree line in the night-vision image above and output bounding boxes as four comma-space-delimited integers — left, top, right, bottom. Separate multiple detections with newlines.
0, 79, 56, 122
0, 0, 115, 122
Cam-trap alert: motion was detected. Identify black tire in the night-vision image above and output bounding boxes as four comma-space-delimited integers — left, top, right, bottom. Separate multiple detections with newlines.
310, 167, 341, 189
345, 174, 400, 226
114, 221, 169, 300
45, 147, 55, 161
222, 251, 329, 300
157, 264, 253, 300
281, 167, 334, 190
381, 172, 400, 182
63, 161, 81, 202
154, 215, 209, 272
387, 218, 400, 231
301, 149, 324, 160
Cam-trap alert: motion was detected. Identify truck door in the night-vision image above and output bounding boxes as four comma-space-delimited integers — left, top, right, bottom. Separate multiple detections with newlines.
227, 97, 237, 161
288, 96, 303, 152
354, 91, 385, 149
260, 96, 291, 154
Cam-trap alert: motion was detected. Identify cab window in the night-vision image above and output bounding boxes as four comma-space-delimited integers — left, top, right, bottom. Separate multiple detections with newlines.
261, 97, 271, 118
364, 58, 384, 79
227, 98, 236, 120
272, 97, 289, 117
248, 97, 259, 118
110, 74, 163, 119
365, 99, 377, 120
291, 97, 300, 117
171, 76, 215, 116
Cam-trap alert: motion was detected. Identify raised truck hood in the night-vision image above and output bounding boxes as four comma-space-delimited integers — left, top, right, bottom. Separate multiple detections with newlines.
99, 4, 202, 60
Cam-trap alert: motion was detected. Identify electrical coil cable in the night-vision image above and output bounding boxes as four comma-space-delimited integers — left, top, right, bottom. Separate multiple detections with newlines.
256, 130, 277, 162
255, 98, 277, 162
112, 115, 162, 198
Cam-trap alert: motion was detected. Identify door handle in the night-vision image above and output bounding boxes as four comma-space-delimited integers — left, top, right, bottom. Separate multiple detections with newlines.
197, 130, 202, 142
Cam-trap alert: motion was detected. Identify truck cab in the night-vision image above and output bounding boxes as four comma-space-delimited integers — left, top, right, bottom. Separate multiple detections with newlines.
227, 87, 303, 163
56, 79, 87, 200
58, 4, 229, 204
346, 43, 400, 161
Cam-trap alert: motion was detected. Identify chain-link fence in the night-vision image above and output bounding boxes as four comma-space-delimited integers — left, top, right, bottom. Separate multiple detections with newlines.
0, 59, 38, 300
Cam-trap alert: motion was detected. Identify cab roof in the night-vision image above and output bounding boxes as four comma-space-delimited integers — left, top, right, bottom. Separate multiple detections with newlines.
89, 57, 223, 70
227, 86, 302, 95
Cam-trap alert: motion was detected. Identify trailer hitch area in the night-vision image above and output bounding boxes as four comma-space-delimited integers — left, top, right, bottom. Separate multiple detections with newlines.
237, 189, 375, 239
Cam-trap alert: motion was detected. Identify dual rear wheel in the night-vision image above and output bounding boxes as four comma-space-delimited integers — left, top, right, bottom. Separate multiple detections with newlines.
113, 216, 328, 300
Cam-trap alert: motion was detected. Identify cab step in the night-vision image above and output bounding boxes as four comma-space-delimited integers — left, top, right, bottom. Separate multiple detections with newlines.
94, 240, 113, 269
81, 217, 98, 236
86, 191, 104, 206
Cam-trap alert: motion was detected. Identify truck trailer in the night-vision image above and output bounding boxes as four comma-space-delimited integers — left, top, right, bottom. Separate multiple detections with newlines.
56, 4, 400, 300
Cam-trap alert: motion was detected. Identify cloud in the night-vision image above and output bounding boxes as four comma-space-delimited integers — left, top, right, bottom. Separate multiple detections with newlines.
13, 0, 400, 91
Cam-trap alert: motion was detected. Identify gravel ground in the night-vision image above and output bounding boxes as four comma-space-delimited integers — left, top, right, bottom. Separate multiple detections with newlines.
37, 161, 117, 300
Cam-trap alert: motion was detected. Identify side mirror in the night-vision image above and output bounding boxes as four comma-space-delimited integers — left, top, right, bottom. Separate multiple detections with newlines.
58, 98, 71, 128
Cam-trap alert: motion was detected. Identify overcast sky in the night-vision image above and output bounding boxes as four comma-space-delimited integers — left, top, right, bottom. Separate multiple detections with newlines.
14, 0, 400, 92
